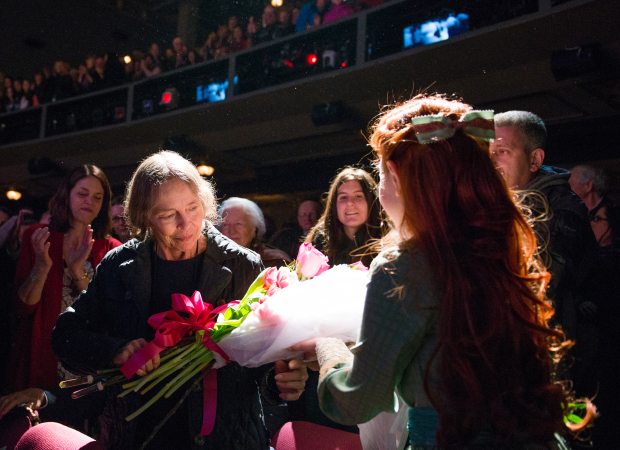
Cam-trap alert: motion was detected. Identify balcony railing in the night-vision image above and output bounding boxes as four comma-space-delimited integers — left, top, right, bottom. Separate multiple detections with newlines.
0, 0, 582, 147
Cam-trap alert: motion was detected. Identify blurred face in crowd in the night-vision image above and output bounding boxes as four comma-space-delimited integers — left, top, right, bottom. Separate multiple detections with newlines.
228, 16, 237, 30
148, 178, 205, 258
173, 37, 184, 53
13, 80, 22, 92
34, 73, 43, 86
263, 5, 276, 26
95, 57, 105, 71
39, 211, 51, 225
22, 79, 31, 92
298, 201, 321, 233
490, 126, 543, 190
591, 206, 611, 246
85, 56, 95, 70
111, 204, 130, 243
317, 0, 328, 10
221, 206, 256, 248
149, 43, 160, 58
336, 180, 369, 239
3, 78, 12, 90
233, 26, 243, 41
69, 176, 104, 226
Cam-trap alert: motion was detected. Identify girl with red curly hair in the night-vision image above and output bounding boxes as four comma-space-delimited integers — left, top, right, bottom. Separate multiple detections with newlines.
292, 95, 569, 449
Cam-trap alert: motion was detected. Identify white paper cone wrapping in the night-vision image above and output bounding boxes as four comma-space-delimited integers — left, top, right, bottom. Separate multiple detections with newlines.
218, 265, 369, 367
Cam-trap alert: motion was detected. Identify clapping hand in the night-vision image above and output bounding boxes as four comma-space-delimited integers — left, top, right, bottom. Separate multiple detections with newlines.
31, 226, 53, 275
65, 225, 94, 277
0, 388, 46, 419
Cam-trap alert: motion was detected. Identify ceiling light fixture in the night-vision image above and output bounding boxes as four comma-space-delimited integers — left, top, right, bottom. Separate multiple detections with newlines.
6, 190, 22, 200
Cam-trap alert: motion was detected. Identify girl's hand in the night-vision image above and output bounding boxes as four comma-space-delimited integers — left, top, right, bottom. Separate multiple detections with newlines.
113, 338, 160, 377
274, 359, 308, 401
288, 338, 325, 371
66, 225, 94, 277
31, 227, 53, 274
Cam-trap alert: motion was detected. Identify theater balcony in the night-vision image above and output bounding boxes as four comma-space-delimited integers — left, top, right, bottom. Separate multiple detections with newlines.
1, 0, 618, 202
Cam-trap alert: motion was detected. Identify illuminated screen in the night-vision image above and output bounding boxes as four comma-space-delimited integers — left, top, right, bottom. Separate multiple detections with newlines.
404, 13, 469, 49
196, 76, 238, 103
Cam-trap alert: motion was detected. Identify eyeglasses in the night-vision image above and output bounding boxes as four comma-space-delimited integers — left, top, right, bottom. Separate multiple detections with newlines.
591, 215, 608, 223
112, 216, 126, 223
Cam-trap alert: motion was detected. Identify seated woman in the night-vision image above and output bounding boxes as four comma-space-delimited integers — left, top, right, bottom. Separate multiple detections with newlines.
51, 152, 306, 450
293, 95, 572, 449
307, 167, 383, 268
220, 197, 292, 268
10, 165, 120, 392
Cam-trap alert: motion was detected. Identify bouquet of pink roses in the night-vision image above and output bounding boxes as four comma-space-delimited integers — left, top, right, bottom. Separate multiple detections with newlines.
62, 243, 369, 447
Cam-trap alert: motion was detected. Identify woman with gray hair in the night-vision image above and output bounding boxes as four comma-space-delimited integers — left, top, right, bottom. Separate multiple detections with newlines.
220, 197, 292, 268
52, 151, 307, 450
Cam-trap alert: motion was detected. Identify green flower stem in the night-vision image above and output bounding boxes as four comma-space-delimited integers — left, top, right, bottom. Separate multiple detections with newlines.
165, 354, 213, 399
132, 342, 202, 392
139, 358, 192, 395
159, 342, 194, 364
97, 368, 120, 375
125, 382, 170, 422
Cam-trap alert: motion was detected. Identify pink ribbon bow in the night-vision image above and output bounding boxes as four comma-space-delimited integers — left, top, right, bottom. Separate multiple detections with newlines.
121, 291, 233, 435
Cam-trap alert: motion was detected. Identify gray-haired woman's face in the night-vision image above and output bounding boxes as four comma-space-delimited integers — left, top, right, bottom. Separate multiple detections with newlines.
220, 205, 256, 248
148, 178, 205, 255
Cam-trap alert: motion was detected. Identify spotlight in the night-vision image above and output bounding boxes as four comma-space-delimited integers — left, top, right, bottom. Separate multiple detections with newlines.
306, 53, 318, 65
124, 55, 132, 64
271, 0, 283, 6
6, 190, 22, 200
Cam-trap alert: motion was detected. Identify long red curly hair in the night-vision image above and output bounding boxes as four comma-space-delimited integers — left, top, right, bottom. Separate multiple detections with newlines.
370, 95, 566, 447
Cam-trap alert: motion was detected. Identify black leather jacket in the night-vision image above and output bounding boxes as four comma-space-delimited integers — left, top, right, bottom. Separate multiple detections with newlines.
52, 227, 274, 450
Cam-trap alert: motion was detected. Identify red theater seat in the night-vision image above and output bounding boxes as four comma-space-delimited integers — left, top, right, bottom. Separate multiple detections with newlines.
271, 421, 363, 450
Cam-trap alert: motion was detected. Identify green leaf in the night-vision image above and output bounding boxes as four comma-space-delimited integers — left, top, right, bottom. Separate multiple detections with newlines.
567, 414, 583, 424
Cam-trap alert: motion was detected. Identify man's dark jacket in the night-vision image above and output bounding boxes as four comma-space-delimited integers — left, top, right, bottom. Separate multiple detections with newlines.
52, 227, 274, 450
525, 165, 597, 337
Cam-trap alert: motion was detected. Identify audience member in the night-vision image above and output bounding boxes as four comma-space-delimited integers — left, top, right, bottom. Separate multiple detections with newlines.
103, 52, 126, 88
491, 111, 598, 396
32, 72, 47, 103
147, 43, 165, 71
323, 0, 354, 24
270, 200, 321, 261
140, 53, 162, 78
229, 26, 249, 53
252, 4, 281, 45
110, 195, 130, 243
50, 61, 76, 102
171, 37, 189, 69
296, 0, 330, 31
220, 197, 292, 268
8, 165, 120, 391
569, 164, 607, 212
275, 6, 296, 36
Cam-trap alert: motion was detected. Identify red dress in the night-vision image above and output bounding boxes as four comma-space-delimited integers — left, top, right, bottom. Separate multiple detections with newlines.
9, 224, 121, 391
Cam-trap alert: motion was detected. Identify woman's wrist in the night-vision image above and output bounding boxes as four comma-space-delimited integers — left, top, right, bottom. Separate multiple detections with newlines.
32, 264, 51, 280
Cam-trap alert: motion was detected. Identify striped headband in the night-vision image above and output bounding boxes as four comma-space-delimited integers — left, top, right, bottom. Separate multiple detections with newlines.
411, 110, 495, 144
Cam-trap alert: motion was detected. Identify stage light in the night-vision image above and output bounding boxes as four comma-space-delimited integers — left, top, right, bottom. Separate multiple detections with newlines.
341, 62, 346, 67
6, 190, 22, 200
271, 0, 283, 6
124, 55, 131, 64
160, 88, 179, 109
306, 54, 318, 65
197, 164, 215, 176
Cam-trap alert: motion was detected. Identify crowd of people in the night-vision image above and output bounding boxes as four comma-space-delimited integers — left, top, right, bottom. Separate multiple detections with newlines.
0, 0, 387, 114
0, 100, 618, 449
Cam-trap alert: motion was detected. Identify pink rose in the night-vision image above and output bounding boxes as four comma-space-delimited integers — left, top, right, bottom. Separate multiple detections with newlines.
254, 302, 281, 327
276, 267, 298, 289
349, 261, 369, 272
263, 267, 278, 290
266, 284, 279, 298
296, 243, 330, 278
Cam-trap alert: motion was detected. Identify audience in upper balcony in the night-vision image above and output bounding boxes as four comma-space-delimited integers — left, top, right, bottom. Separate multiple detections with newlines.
296, 0, 331, 31
323, 0, 354, 24
0, 1, 390, 114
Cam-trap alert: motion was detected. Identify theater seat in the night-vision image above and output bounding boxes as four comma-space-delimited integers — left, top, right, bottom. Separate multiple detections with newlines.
15, 422, 103, 450
271, 421, 363, 450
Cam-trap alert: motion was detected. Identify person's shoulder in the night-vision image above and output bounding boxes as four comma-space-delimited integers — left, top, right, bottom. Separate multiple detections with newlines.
261, 245, 292, 262
99, 238, 142, 264
205, 226, 262, 265
370, 246, 427, 281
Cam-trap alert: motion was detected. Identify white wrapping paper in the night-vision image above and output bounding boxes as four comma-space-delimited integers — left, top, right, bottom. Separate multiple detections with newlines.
218, 265, 369, 367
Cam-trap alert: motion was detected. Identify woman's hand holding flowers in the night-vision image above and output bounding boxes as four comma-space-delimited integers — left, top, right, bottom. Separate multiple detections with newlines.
274, 359, 309, 401
113, 338, 161, 377
288, 338, 324, 372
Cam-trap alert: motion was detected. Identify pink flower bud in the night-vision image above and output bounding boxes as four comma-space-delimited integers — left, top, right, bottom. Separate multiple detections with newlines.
276, 267, 298, 289
349, 261, 369, 271
296, 242, 330, 278
263, 267, 278, 290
